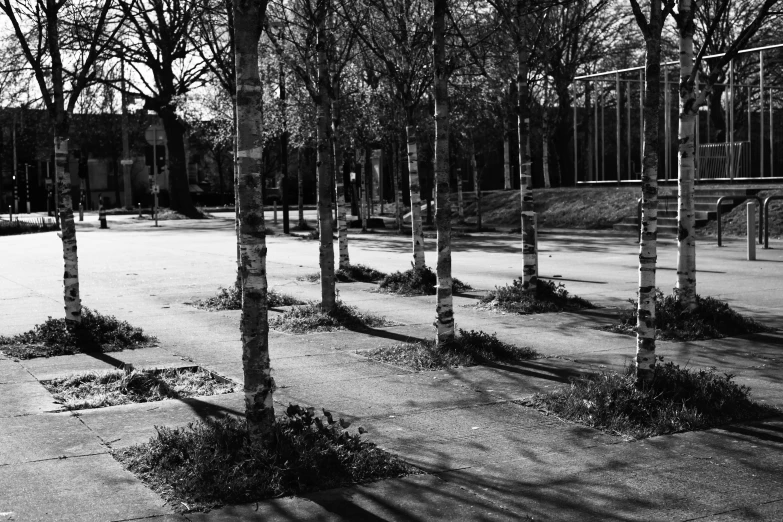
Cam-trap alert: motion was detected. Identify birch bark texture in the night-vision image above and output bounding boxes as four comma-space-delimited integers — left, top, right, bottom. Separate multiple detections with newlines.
517, 1, 537, 290
316, 3, 336, 311
630, 0, 664, 384
433, 0, 454, 344
675, 0, 698, 311
56, 136, 82, 324
233, 0, 275, 439
332, 78, 350, 269
406, 124, 425, 268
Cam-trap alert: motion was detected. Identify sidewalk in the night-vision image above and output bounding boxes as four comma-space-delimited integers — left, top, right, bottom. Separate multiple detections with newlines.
2, 224, 783, 521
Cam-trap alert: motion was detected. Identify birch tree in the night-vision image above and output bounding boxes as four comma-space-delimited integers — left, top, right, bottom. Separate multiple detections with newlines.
234, 0, 275, 439
0, 0, 116, 328
673, 0, 778, 310
628, 0, 671, 384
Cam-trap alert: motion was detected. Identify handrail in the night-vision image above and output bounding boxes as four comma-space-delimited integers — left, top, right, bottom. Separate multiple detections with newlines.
763, 196, 783, 249
717, 195, 762, 247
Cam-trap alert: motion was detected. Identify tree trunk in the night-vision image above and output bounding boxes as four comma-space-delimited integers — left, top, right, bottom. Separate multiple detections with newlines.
675, 0, 697, 310
55, 133, 82, 326
233, 0, 274, 440
456, 166, 464, 220
433, 0, 454, 345
503, 81, 513, 190
393, 139, 402, 231
635, 0, 663, 386
406, 120, 425, 268
542, 111, 551, 188
471, 135, 481, 231
297, 146, 305, 227
332, 79, 349, 269
359, 149, 368, 231
158, 109, 199, 218
517, 2, 537, 291
316, 8, 335, 311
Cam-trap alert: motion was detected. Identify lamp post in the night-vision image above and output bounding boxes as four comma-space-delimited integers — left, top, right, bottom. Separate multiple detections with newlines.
25, 163, 30, 213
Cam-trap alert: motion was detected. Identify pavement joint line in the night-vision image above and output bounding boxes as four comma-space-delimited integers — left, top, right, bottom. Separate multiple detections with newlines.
0, 451, 110, 468
679, 496, 783, 521
109, 514, 175, 522
429, 469, 529, 518
356, 398, 514, 423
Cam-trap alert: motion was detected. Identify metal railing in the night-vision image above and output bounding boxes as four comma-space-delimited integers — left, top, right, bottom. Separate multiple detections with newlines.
717, 195, 763, 246
763, 195, 783, 249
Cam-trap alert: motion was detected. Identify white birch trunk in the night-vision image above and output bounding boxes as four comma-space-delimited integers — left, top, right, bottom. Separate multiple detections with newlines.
433, 0, 454, 344
234, 0, 274, 439
332, 80, 349, 269
517, 4, 537, 290
675, 0, 697, 310
55, 137, 82, 325
503, 130, 512, 190
542, 112, 551, 189
406, 124, 425, 268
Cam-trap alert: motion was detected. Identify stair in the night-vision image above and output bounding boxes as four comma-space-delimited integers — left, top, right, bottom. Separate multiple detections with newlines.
613, 187, 760, 236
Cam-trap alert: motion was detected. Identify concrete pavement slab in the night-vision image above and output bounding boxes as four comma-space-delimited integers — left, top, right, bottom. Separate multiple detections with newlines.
0, 453, 180, 522
0, 359, 37, 384
0, 381, 62, 416
0, 413, 106, 465
21, 353, 121, 381
185, 474, 523, 522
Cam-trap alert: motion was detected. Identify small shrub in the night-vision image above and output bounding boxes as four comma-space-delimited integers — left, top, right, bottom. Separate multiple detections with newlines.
377, 265, 471, 296
299, 265, 387, 283
0, 218, 59, 236
44, 368, 236, 410
363, 329, 537, 371
479, 279, 594, 314
192, 284, 302, 311
114, 406, 418, 511
602, 291, 771, 341
270, 300, 392, 333
0, 308, 156, 359
527, 360, 779, 439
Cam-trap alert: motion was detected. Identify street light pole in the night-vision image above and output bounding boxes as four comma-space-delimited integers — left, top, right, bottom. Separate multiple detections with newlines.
25, 163, 30, 213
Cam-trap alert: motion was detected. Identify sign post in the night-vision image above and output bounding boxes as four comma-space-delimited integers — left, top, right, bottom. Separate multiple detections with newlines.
145, 123, 166, 227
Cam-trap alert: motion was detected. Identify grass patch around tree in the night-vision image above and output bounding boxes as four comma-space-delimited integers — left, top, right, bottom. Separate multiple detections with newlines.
363, 329, 538, 371
270, 300, 393, 333
43, 367, 237, 411
191, 284, 303, 311
298, 264, 387, 284
477, 279, 594, 315
377, 265, 471, 296
114, 406, 419, 512
0, 308, 156, 359
0, 217, 59, 236
601, 291, 772, 341
525, 360, 780, 439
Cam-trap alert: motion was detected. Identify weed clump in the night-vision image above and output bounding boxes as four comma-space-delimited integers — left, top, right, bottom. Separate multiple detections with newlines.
270, 300, 392, 333
44, 368, 236, 410
299, 265, 388, 284
377, 265, 471, 296
603, 291, 771, 341
192, 284, 302, 311
114, 406, 418, 511
479, 279, 594, 314
527, 360, 779, 439
364, 329, 537, 371
0, 308, 156, 359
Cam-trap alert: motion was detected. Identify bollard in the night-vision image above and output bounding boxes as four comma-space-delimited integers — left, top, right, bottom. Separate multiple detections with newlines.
8, 205, 11, 221
138, 202, 142, 218
79, 202, 84, 222
274, 200, 278, 225
747, 201, 756, 261
99, 203, 108, 229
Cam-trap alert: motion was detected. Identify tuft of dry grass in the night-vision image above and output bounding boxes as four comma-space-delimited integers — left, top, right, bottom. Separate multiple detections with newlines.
270, 301, 393, 333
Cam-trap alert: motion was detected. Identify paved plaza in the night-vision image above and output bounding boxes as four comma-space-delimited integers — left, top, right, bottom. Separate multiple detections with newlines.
2, 212, 783, 521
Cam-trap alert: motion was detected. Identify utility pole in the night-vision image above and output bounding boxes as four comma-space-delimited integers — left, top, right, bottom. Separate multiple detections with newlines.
25, 164, 30, 213
12, 112, 18, 214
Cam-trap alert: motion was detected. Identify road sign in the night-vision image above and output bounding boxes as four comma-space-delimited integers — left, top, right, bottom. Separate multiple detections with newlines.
120, 159, 133, 166
45, 178, 53, 188
144, 124, 166, 145
152, 184, 160, 194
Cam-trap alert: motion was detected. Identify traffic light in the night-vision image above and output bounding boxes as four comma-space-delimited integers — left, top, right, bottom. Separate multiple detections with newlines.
144, 146, 166, 169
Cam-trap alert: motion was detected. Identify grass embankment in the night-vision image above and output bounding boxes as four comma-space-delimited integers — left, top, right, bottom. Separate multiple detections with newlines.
270, 301, 392, 333
192, 284, 302, 311
528, 361, 779, 439
364, 329, 537, 371
0, 308, 156, 359
699, 189, 783, 239
115, 408, 419, 512
602, 292, 771, 341
0, 218, 59, 236
299, 264, 387, 284
478, 279, 594, 314
44, 368, 236, 410
377, 266, 471, 296
461, 187, 639, 229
